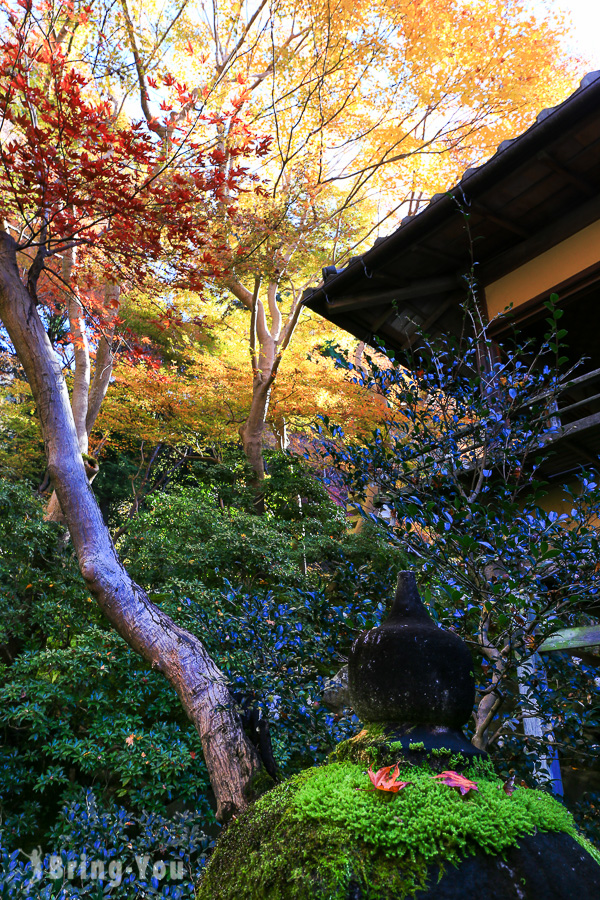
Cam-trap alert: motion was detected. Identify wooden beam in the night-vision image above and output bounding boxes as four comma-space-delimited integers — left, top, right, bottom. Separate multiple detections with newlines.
472, 202, 529, 238
539, 626, 600, 660
400, 296, 460, 350
537, 151, 597, 196
479, 194, 600, 286
558, 390, 600, 419
326, 277, 460, 314
561, 438, 600, 471
369, 305, 396, 334
410, 242, 459, 266
559, 409, 600, 439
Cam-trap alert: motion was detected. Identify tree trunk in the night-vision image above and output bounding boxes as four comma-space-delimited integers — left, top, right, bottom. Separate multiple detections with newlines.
226, 277, 304, 512
239, 380, 271, 514
64, 245, 90, 454
86, 281, 119, 434
273, 415, 288, 452
46, 260, 118, 522
517, 653, 563, 795
0, 231, 263, 822
46, 245, 90, 522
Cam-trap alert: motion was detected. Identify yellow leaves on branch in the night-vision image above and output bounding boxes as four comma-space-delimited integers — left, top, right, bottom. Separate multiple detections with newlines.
94, 299, 387, 449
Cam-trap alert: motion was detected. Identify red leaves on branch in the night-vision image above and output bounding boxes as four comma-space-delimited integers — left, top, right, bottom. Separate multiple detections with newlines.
0, 0, 267, 342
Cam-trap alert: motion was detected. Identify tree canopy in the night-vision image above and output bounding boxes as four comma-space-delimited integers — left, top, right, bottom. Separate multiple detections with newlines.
1, 0, 598, 895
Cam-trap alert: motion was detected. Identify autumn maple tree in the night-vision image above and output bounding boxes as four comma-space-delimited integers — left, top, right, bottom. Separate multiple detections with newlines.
91, 295, 385, 465
114, 0, 578, 505
0, 0, 270, 820
0, 0, 585, 822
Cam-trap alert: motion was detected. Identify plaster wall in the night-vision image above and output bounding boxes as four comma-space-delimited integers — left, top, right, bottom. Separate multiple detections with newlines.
485, 219, 600, 318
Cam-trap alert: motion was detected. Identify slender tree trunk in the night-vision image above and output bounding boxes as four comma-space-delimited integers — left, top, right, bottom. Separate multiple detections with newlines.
46, 280, 118, 522
46, 246, 90, 522
517, 652, 563, 795
238, 286, 277, 513
226, 277, 304, 510
273, 415, 288, 452
64, 246, 90, 453
0, 231, 263, 821
87, 281, 119, 434
239, 380, 271, 512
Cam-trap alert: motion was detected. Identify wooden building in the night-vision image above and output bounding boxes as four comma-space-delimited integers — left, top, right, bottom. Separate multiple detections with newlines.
303, 70, 600, 481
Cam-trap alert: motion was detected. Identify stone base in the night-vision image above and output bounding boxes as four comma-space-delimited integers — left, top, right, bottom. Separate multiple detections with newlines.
347, 831, 600, 900
381, 723, 487, 763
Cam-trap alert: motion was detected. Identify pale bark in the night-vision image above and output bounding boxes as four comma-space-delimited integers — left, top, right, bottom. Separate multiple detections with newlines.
46, 247, 91, 521
517, 653, 563, 794
64, 246, 90, 454
0, 231, 263, 821
239, 380, 271, 487
273, 416, 288, 451
87, 282, 119, 434
46, 280, 118, 523
472, 611, 505, 751
228, 275, 305, 508
237, 281, 276, 505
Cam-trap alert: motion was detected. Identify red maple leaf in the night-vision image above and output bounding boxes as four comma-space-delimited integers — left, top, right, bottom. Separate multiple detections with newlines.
432, 771, 478, 796
367, 764, 412, 794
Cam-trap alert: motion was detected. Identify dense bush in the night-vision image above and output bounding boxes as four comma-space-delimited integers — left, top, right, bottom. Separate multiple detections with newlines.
0, 483, 213, 850
0, 464, 406, 888
0, 791, 211, 898
318, 305, 600, 842
118, 466, 405, 771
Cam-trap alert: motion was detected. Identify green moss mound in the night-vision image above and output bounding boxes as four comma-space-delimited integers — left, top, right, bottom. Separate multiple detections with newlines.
197, 757, 582, 900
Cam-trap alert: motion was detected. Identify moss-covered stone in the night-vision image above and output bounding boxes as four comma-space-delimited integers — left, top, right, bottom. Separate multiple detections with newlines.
243, 766, 276, 803
332, 724, 388, 767
197, 755, 589, 900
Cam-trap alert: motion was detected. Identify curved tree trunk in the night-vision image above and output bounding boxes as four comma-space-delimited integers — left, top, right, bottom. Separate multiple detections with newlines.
0, 231, 263, 822
227, 277, 305, 513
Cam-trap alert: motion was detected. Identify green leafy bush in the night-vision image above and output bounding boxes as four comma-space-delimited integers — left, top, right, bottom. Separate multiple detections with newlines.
0, 469, 405, 851
0, 482, 211, 847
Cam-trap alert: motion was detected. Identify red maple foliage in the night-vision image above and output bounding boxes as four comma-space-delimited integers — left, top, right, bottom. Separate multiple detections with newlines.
367, 764, 413, 794
432, 771, 479, 796
0, 0, 266, 345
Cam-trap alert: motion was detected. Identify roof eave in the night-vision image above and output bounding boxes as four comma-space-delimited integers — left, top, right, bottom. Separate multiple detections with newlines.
303, 71, 600, 312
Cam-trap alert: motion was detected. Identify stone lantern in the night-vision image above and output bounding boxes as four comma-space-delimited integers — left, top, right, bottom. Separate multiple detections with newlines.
197, 572, 600, 899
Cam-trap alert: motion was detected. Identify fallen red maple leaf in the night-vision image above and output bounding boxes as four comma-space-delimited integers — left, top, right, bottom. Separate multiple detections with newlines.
367, 764, 412, 793
432, 771, 478, 796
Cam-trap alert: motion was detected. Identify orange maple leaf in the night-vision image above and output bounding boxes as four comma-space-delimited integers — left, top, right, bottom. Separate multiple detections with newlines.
432, 771, 478, 796
367, 764, 412, 793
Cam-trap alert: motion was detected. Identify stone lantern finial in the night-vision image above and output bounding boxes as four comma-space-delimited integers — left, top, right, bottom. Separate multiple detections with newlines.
348, 571, 483, 758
